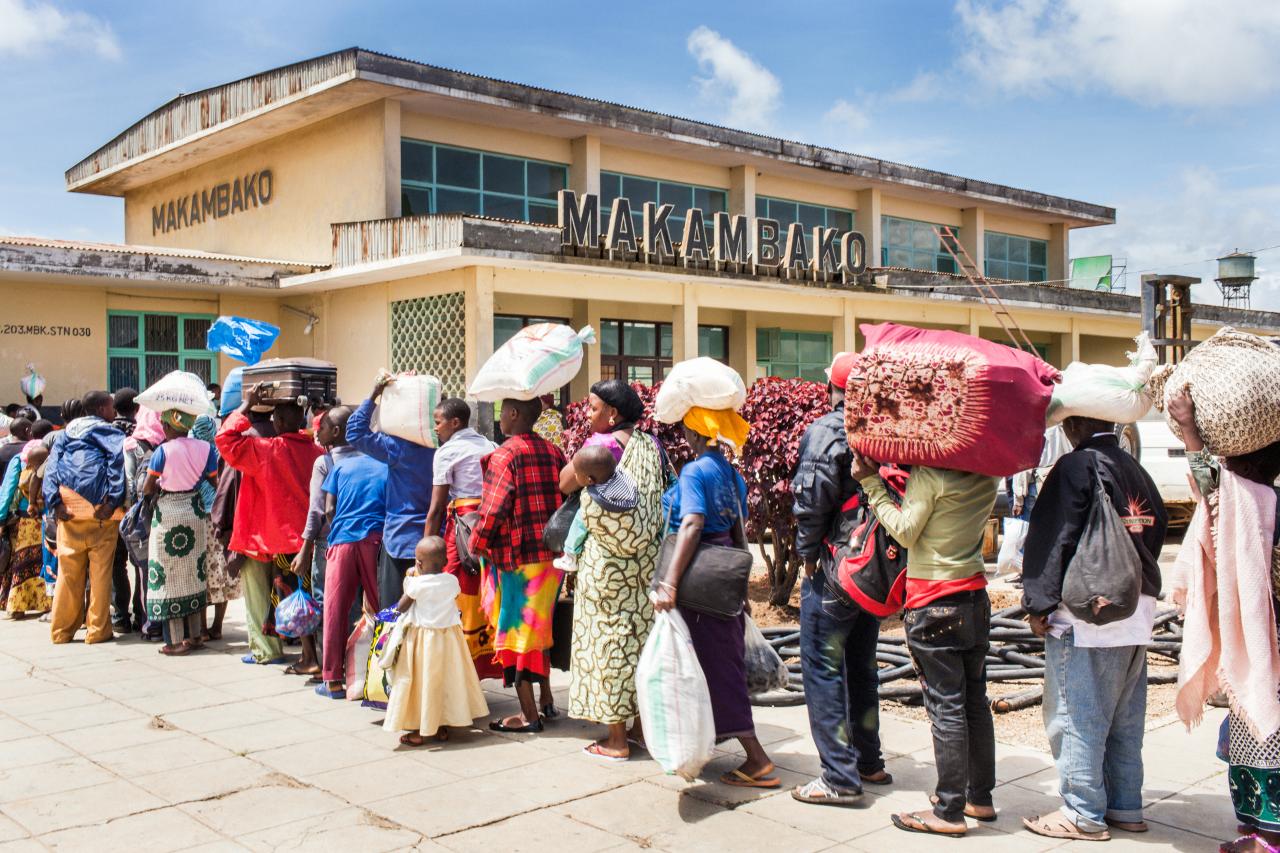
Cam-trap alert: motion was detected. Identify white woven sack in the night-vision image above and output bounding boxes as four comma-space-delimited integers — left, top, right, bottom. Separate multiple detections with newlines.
1150, 327, 1280, 456
136, 370, 214, 417
1047, 333, 1157, 426
468, 323, 596, 402
18, 364, 45, 400
376, 373, 442, 448
654, 357, 747, 424
636, 610, 716, 780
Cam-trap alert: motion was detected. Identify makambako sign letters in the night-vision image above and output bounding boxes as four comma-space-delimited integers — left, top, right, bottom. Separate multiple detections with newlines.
558, 189, 866, 281
151, 170, 274, 236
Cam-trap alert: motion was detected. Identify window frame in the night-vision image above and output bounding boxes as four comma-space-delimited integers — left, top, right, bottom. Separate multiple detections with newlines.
598, 319, 730, 385
106, 310, 218, 392
880, 215, 959, 273
400, 140, 568, 224
755, 328, 833, 384
984, 230, 1049, 282
598, 171, 728, 239
754, 196, 855, 246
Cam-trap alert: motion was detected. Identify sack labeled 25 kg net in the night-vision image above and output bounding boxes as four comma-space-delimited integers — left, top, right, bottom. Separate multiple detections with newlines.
844, 323, 1060, 478
468, 324, 595, 402
1150, 327, 1280, 456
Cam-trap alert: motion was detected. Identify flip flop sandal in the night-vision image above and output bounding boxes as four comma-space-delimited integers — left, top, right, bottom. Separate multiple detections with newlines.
314, 684, 346, 700
158, 645, 191, 657
1222, 835, 1280, 853
1022, 813, 1110, 841
399, 733, 428, 748
435, 729, 450, 742
792, 780, 862, 805
284, 664, 319, 676
1105, 818, 1148, 833
891, 812, 967, 837
720, 764, 781, 789
488, 718, 544, 733
582, 742, 629, 763
930, 795, 997, 822
860, 769, 894, 786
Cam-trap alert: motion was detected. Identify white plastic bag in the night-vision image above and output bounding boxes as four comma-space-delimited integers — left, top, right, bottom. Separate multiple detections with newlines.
19, 364, 45, 400
468, 323, 596, 402
345, 615, 373, 700
636, 610, 716, 780
136, 370, 215, 417
997, 518, 1028, 576
654, 357, 747, 424
743, 615, 788, 694
375, 373, 442, 448
1046, 333, 1157, 426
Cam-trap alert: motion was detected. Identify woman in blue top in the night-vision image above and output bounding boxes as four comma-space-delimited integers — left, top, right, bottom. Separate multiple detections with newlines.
652, 405, 778, 789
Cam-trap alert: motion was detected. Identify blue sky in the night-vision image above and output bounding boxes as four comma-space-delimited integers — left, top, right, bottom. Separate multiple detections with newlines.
3, 0, 1279, 307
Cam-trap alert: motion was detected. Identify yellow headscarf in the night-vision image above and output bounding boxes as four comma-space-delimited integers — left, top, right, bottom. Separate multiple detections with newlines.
682, 406, 750, 453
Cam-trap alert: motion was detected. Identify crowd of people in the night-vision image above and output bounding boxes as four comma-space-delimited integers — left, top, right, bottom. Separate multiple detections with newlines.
0, 344, 1273, 850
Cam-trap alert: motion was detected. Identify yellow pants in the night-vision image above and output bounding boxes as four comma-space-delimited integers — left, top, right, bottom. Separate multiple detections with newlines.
51, 518, 120, 644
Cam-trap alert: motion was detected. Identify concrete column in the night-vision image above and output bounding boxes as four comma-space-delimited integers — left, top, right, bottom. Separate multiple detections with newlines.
968, 309, 981, 338
729, 166, 757, 218
673, 285, 699, 362
382, 99, 402, 219
1069, 319, 1081, 363
743, 312, 758, 382
1049, 222, 1070, 286
855, 187, 882, 267
834, 299, 857, 354
960, 206, 985, 273
570, 135, 601, 197
587, 299, 603, 383
465, 267, 497, 436
728, 310, 748, 379
570, 298, 593, 400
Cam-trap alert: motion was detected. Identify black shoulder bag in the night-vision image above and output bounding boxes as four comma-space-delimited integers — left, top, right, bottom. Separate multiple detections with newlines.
650, 487, 754, 620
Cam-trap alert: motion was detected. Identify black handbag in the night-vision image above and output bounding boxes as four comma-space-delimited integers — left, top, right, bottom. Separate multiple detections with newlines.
651, 517, 753, 620
541, 491, 580, 553
549, 595, 575, 671
453, 509, 482, 576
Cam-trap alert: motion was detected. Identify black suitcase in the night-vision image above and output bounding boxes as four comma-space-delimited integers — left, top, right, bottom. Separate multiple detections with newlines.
241, 358, 338, 408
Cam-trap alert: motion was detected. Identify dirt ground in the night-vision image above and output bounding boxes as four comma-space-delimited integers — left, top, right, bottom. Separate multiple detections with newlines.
748, 572, 1181, 749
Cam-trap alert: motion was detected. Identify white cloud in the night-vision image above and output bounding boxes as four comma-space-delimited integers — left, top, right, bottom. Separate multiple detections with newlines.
686, 26, 781, 131
956, 0, 1280, 108
1070, 166, 1280, 309
0, 0, 120, 60
819, 94, 953, 166
823, 99, 871, 135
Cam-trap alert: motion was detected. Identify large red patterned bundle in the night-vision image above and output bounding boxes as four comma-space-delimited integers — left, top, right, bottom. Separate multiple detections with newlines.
844, 323, 1060, 478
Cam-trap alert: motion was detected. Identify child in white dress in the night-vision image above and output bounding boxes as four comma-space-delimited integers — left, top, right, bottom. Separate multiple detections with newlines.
383, 536, 489, 745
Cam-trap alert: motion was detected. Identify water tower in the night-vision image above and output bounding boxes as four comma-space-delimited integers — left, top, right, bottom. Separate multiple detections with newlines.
1216, 250, 1257, 308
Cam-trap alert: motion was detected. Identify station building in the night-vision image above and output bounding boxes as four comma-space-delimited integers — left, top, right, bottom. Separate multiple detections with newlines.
2, 47, 1277, 407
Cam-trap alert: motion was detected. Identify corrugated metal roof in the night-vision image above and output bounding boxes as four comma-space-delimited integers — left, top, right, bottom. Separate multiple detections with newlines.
64, 48, 1114, 224
0, 235, 314, 269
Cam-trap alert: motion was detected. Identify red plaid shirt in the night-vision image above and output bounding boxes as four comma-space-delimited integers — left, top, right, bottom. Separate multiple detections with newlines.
469, 432, 566, 573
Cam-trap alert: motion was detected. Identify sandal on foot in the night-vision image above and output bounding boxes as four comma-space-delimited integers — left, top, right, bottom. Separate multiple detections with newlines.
399, 733, 428, 747
435, 728, 450, 742
1221, 834, 1280, 853
158, 644, 190, 657
860, 769, 894, 786
583, 742, 629, 763
488, 717, 544, 734
314, 684, 346, 700
284, 664, 318, 676
792, 778, 862, 806
930, 795, 996, 822
541, 703, 560, 720
892, 811, 967, 837
720, 763, 781, 789
1023, 812, 1109, 841
1105, 818, 1148, 833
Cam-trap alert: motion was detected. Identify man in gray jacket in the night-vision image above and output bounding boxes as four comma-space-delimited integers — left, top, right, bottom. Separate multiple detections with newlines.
790, 353, 890, 806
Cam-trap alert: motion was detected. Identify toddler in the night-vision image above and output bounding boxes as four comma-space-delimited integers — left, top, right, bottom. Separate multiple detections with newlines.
383, 535, 489, 746
552, 444, 639, 572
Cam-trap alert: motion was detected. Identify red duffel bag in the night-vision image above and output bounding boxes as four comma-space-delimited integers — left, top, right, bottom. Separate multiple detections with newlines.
844, 323, 1060, 478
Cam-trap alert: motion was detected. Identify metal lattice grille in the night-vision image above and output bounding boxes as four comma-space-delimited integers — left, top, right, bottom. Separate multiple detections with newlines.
390, 292, 467, 397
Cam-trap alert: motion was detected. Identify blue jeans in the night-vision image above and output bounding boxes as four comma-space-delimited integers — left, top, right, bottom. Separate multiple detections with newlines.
1043, 631, 1147, 831
799, 570, 885, 792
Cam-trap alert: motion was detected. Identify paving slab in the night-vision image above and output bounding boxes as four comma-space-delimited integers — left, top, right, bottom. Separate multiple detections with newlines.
37, 805, 224, 852
236, 805, 423, 852
2, 777, 165, 835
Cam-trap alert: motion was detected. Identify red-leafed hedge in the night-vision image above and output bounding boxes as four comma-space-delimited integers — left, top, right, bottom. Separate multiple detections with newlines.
562, 376, 830, 604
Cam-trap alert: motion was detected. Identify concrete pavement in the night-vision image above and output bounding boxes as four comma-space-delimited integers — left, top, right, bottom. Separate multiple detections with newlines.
0, 602, 1235, 851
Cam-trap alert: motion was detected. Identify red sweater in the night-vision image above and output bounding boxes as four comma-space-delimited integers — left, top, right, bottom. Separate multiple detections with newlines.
215, 411, 322, 559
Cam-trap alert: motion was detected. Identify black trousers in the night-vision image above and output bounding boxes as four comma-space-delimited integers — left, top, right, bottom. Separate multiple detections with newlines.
905, 588, 996, 823
110, 533, 142, 629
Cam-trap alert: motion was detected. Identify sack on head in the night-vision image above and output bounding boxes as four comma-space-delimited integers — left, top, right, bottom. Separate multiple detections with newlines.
654, 357, 747, 424
374, 372, 442, 448
136, 370, 215, 417
468, 324, 595, 402
1047, 333, 1157, 426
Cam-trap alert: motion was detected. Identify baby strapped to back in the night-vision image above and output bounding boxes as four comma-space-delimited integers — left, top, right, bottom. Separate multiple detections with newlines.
552, 437, 639, 572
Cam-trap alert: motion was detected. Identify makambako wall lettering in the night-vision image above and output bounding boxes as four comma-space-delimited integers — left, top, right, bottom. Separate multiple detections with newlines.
151, 170, 274, 236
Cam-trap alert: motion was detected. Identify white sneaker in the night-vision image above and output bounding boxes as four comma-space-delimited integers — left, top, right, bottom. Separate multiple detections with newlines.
553, 554, 578, 573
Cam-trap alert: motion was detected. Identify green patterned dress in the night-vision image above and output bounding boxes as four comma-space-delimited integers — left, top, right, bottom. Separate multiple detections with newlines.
569, 432, 666, 723
146, 489, 209, 621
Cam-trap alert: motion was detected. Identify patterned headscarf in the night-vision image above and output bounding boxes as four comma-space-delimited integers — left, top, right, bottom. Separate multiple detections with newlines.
161, 409, 197, 433
190, 414, 217, 445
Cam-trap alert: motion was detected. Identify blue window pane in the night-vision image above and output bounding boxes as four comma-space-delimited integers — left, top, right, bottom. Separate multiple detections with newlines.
831, 210, 854, 232
755, 197, 767, 218
436, 188, 481, 215
1029, 266, 1047, 283
436, 147, 480, 189
659, 182, 692, 211
494, 316, 523, 347
622, 177, 658, 208
527, 162, 567, 200
1008, 236, 1029, 264
108, 314, 138, 349
401, 141, 432, 183
109, 356, 139, 392
483, 194, 524, 220
1028, 239, 1047, 266
601, 320, 620, 356
402, 187, 432, 216
483, 154, 524, 195
623, 322, 656, 356
798, 204, 825, 233
987, 232, 1008, 261
694, 187, 726, 214
527, 203, 557, 225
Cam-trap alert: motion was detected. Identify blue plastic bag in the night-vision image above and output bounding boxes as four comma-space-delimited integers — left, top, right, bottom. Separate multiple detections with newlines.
275, 585, 322, 639
206, 315, 280, 365
219, 367, 244, 417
